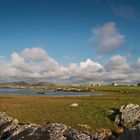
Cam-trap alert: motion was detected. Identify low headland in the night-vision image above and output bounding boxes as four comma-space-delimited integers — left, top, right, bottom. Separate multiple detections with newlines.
0, 81, 140, 94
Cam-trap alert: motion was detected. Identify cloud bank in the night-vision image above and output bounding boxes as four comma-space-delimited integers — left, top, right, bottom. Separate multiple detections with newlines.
0, 47, 140, 84
91, 22, 125, 54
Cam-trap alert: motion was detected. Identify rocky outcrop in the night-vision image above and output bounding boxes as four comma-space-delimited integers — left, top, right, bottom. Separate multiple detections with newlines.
65, 129, 91, 140
0, 112, 111, 140
114, 103, 140, 128
8, 123, 69, 140
0, 112, 19, 139
114, 103, 140, 140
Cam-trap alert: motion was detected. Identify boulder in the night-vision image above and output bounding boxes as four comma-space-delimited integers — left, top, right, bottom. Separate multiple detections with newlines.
0, 112, 18, 139
0, 112, 92, 140
9, 123, 68, 140
119, 103, 140, 127
131, 122, 140, 130
8, 124, 39, 140
43, 123, 68, 139
65, 129, 91, 140
69, 103, 78, 107
113, 103, 140, 140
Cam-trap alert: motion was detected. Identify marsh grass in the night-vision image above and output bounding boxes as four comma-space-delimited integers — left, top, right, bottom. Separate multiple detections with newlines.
0, 93, 140, 131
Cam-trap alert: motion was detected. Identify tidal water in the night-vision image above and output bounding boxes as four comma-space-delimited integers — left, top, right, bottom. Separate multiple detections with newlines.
0, 88, 103, 96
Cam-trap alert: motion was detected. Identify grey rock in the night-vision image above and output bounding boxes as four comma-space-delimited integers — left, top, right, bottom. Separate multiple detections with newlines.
43, 123, 68, 140
114, 114, 121, 126
7, 123, 68, 140
130, 122, 140, 130
0, 112, 18, 139
113, 103, 140, 140
65, 129, 91, 140
0, 112, 73, 140
7, 124, 39, 140
115, 103, 140, 128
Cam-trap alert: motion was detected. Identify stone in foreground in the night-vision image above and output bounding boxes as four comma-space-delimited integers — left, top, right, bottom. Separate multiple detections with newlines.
115, 103, 140, 128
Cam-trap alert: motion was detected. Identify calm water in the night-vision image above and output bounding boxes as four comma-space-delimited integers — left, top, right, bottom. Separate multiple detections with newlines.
0, 88, 102, 96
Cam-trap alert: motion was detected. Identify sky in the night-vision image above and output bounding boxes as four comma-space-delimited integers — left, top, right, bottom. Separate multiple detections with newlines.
0, 0, 140, 84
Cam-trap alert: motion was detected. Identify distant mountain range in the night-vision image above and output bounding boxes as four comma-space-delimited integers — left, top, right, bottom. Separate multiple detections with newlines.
0, 81, 55, 86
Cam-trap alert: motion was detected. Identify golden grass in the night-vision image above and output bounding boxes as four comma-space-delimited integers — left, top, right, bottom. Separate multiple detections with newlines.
0, 93, 140, 131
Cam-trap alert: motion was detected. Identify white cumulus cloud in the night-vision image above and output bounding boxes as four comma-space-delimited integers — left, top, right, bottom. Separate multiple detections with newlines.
106, 55, 129, 72
92, 22, 125, 54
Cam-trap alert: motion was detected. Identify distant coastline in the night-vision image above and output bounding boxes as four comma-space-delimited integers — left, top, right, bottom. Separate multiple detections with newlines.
0, 82, 140, 94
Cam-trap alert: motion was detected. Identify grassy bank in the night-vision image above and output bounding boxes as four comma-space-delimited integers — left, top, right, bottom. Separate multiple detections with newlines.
0, 93, 140, 131
0, 84, 140, 94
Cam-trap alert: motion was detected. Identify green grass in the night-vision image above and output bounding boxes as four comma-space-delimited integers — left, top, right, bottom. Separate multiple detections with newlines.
0, 93, 140, 131
44, 85, 140, 93
93, 85, 140, 93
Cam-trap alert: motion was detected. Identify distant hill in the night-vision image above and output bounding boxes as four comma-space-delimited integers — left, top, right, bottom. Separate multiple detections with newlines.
31, 82, 55, 86
0, 81, 29, 86
0, 81, 55, 86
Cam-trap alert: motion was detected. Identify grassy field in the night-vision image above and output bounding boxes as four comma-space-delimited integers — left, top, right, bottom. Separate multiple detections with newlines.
0, 93, 140, 131
91, 85, 140, 93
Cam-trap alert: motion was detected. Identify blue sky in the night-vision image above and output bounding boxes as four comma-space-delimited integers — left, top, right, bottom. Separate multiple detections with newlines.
0, 0, 140, 84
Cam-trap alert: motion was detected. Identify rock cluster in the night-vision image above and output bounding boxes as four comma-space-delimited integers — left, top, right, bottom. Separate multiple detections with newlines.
0, 112, 112, 140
